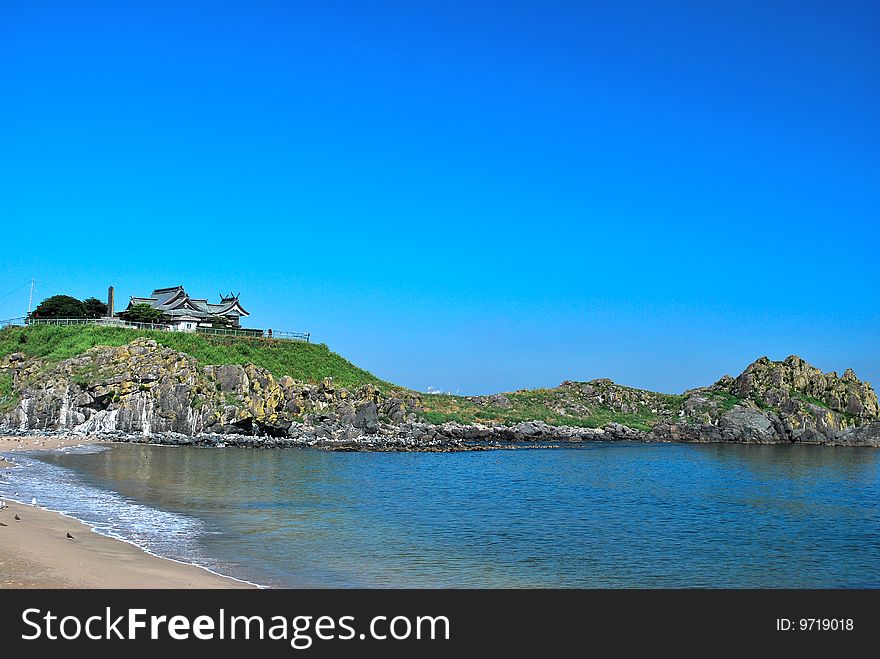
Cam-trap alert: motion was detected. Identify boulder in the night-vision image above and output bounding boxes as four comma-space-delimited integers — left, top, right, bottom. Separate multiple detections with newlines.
353, 401, 379, 434
717, 406, 780, 443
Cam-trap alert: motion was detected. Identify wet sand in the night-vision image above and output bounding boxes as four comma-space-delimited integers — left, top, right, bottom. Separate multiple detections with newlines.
0, 435, 253, 588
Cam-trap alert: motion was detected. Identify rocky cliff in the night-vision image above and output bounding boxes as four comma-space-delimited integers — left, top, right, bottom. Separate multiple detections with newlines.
1, 338, 878, 449
652, 355, 880, 446
0, 338, 420, 440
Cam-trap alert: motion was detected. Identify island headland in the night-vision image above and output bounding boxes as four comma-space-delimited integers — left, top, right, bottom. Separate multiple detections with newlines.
1, 325, 878, 450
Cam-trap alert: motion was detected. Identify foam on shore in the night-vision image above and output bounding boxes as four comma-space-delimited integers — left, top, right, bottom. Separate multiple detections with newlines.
0, 445, 261, 588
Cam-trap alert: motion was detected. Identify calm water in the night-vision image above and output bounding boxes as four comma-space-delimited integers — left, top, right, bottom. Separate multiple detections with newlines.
2, 442, 879, 588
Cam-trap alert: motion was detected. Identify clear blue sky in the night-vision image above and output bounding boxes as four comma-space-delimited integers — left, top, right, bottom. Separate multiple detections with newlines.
1, 1, 877, 395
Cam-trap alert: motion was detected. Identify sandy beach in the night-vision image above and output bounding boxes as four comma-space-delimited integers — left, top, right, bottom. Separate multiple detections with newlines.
0, 434, 103, 452
0, 436, 253, 589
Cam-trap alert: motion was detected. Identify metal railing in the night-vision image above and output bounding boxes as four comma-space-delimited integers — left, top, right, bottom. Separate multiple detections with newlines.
194, 326, 310, 342
0, 316, 310, 342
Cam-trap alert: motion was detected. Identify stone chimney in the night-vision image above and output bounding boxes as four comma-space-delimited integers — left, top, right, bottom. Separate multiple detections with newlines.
107, 286, 115, 318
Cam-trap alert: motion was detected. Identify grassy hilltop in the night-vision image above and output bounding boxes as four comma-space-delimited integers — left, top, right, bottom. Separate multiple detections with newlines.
2, 326, 877, 444
0, 324, 695, 429
0, 325, 389, 391
3, 324, 876, 437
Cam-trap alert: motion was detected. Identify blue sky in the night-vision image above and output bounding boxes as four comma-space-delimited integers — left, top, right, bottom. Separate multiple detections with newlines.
1, 1, 877, 394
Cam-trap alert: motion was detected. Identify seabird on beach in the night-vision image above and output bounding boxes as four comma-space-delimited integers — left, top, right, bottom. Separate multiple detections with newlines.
14, 514, 20, 521
31, 497, 36, 506
0, 522, 7, 526
66, 532, 75, 540
0, 500, 7, 509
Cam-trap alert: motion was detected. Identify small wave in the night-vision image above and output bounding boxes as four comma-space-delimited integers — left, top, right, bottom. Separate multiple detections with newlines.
0, 450, 253, 584
57, 444, 111, 455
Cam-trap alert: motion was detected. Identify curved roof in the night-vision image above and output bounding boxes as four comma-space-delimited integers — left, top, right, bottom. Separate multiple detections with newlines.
125, 286, 249, 318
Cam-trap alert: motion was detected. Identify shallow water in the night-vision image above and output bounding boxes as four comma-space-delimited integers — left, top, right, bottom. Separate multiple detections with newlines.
2, 442, 879, 587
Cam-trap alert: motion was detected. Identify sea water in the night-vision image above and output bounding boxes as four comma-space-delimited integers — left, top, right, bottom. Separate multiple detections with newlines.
2, 442, 878, 588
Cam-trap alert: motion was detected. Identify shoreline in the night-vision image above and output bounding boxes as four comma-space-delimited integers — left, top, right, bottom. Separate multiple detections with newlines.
0, 435, 256, 589
3, 423, 878, 451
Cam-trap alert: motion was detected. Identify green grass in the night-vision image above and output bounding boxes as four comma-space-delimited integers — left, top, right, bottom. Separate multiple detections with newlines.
789, 389, 860, 425
790, 389, 832, 411
0, 370, 14, 412
0, 325, 391, 391
0, 371, 13, 397
0, 324, 712, 432
419, 389, 686, 431
70, 361, 112, 387
704, 390, 741, 413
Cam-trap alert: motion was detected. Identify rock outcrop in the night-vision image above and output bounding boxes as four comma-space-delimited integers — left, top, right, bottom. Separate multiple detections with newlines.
728, 355, 878, 420
1, 341, 878, 449
0, 338, 421, 441
649, 355, 880, 446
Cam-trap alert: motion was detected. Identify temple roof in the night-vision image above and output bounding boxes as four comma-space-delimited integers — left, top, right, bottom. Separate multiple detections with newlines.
126, 286, 249, 318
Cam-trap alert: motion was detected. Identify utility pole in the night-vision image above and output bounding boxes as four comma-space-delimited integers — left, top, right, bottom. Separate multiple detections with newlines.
27, 278, 34, 317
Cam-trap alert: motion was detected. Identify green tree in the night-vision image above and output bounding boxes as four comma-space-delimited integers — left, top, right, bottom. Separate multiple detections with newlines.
125, 303, 163, 324
31, 295, 86, 319
83, 297, 108, 318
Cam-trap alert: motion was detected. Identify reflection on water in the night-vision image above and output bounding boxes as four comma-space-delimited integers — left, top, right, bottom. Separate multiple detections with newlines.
4, 442, 880, 588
